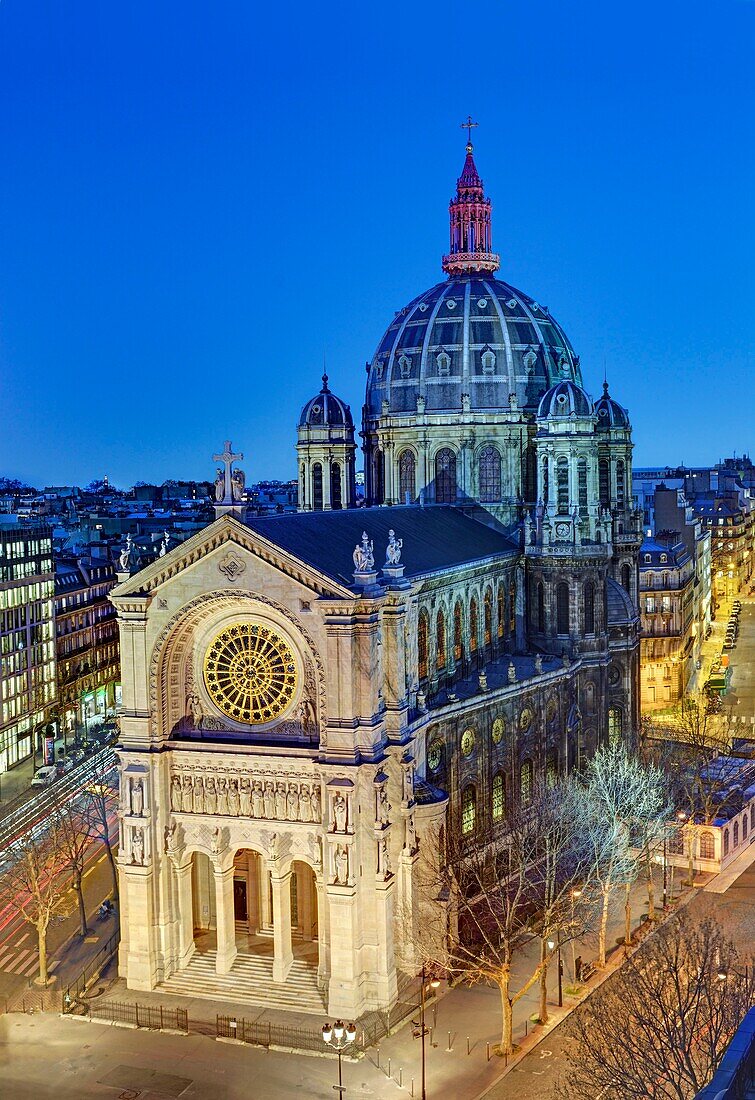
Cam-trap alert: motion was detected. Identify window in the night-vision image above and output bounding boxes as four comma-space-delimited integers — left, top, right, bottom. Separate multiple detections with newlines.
436, 350, 451, 376
578, 459, 588, 514
556, 583, 570, 635
621, 563, 631, 593
599, 459, 610, 508
461, 785, 476, 835
541, 456, 550, 504
608, 707, 622, 745
478, 446, 502, 502
699, 831, 715, 860
330, 462, 342, 509
418, 611, 429, 680
537, 581, 545, 633
520, 760, 533, 805
484, 588, 492, 646
436, 609, 446, 670
373, 450, 384, 505
497, 585, 505, 639
546, 753, 558, 788
584, 582, 595, 634
481, 348, 496, 374
453, 602, 463, 662
734, 821, 739, 847
312, 463, 323, 511
492, 773, 505, 821
435, 449, 457, 504
556, 456, 569, 514
469, 598, 478, 653
743, 815, 748, 841
616, 461, 625, 508
509, 582, 516, 635
398, 450, 416, 504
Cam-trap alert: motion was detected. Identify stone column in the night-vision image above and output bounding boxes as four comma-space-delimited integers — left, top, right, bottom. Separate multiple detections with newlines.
323, 454, 333, 510
213, 864, 237, 974
259, 862, 272, 929
121, 863, 158, 990
270, 864, 294, 982
174, 859, 196, 968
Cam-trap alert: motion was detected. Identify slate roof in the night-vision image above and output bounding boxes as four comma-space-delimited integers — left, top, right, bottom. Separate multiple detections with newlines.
246, 505, 518, 588
606, 577, 638, 625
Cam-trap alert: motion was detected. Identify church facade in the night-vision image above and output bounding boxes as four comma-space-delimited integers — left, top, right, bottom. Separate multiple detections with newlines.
112, 136, 642, 1018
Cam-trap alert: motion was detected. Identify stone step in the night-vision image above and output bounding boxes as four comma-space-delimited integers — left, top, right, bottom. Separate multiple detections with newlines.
158, 950, 326, 1014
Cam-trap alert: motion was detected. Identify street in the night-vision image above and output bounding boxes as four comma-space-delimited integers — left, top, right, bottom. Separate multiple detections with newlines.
727, 595, 755, 727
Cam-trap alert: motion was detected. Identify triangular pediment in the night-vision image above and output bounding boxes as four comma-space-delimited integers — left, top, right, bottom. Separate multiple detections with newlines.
110, 514, 354, 601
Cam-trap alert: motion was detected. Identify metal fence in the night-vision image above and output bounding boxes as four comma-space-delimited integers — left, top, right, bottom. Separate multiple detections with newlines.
89, 1000, 188, 1032
216, 1013, 387, 1054
61, 927, 120, 1011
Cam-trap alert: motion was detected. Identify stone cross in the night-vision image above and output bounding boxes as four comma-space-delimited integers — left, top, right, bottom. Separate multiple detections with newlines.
213, 440, 243, 504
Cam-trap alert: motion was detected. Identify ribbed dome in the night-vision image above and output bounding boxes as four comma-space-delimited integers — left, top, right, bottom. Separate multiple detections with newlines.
298, 375, 353, 429
537, 379, 594, 420
365, 275, 581, 418
594, 382, 630, 430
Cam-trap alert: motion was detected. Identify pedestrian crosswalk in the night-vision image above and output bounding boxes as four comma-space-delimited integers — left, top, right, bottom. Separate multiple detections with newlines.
0, 943, 39, 976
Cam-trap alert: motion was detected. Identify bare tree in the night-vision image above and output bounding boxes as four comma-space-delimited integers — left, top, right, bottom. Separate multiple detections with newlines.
557, 911, 755, 1100
579, 744, 670, 964
52, 794, 95, 937
0, 822, 74, 985
81, 753, 119, 900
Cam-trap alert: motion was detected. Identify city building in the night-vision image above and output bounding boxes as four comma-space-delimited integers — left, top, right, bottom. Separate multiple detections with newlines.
639, 533, 695, 710
54, 551, 120, 734
0, 524, 57, 775
111, 137, 641, 1018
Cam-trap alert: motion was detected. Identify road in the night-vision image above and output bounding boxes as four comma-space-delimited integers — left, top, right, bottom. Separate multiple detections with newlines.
727, 594, 755, 730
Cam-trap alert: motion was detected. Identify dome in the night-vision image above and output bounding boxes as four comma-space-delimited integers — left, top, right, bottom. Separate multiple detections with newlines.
537, 379, 594, 420
298, 375, 354, 430
365, 275, 582, 419
594, 382, 630, 430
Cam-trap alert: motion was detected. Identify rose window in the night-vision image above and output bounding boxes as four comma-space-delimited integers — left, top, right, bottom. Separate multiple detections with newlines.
203, 622, 297, 725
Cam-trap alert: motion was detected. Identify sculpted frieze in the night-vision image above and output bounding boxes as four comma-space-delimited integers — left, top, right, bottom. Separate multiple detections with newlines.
170, 767, 323, 825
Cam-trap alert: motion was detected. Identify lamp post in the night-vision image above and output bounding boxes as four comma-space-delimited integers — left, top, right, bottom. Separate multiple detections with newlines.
547, 933, 563, 1007
322, 1019, 357, 1096
413, 966, 441, 1100
570, 889, 582, 983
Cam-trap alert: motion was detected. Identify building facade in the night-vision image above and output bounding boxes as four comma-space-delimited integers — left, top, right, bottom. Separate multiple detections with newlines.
0, 524, 56, 775
639, 534, 696, 710
112, 138, 642, 1017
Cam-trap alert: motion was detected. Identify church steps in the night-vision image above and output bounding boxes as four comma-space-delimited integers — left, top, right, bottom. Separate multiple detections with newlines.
158, 951, 326, 1013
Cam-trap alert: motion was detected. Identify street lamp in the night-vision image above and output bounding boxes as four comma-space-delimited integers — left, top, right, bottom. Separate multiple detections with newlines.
547, 934, 563, 1007
322, 1019, 357, 1096
413, 966, 441, 1100
570, 889, 582, 983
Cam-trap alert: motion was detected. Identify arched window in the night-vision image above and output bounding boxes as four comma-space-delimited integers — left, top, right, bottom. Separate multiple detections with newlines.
751, 804, 755, 830
724, 829, 730, 856
744, 814, 749, 841
699, 831, 715, 860
492, 773, 505, 821
373, 450, 384, 505
497, 584, 505, 639
734, 821, 739, 847
556, 456, 569, 514
584, 582, 595, 635
509, 582, 516, 635
541, 456, 550, 503
300, 464, 306, 507
312, 463, 323, 511
578, 458, 588, 514
484, 588, 493, 646
461, 785, 476, 835
616, 461, 626, 508
520, 760, 533, 806
435, 448, 457, 504
478, 446, 502, 502
469, 597, 478, 654
436, 609, 446, 670
556, 583, 570, 635
330, 462, 342, 510
621, 563, 631, 593
546, 753, 558, 788
453, 602, 463, 662
398, 449, 416, 505
599, 459, 610, 508
608, 707, 622, 745
418, 611, 429, 681
537, 581, 545, 633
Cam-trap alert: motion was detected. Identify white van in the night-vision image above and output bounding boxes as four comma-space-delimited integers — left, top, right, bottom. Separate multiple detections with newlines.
31, 765, 57, 788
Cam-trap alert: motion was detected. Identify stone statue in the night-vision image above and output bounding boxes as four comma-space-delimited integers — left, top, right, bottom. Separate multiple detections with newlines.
216, 777, 229, 815
297, 694, 316, 732
239, 778, 251, 817
252, 781, 264, 818
311, 783, 322, 822
275, 783, 287, 820
164, 823, 175, 854
204, 776, 217, 814
287, 784, 299, 821
333, 792, 347, 832
381, 838, 392, 877
231, 468, 246, 502
405, 813, 416, 853
188, 693, 203, 730
182, 775, 193, 809
170, 775, 182, 812
227, 779, 240, 817
385, 529, 403, 566
119, 533, 133, 573
378, 786, 390, 826
131, 827, 144, 866
192, 776, 204, 814
508, 661, 517, 684
214, 468, 225, 502
158, 532, 169, 558
334, 844, 348, 885
264, 781, 275, 818
131, 778, 144, 817
299, 784, 312, 822
269, 832, 280, 861
534, 653, 543, 675
352, 532, 374, 573
210, 827, 221, 857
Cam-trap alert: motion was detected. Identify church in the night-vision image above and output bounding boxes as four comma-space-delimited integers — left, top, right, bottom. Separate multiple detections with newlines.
111, 132, 642, 1018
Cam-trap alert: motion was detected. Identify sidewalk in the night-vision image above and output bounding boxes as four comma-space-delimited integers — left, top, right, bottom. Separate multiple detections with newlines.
705, 834, 755, 894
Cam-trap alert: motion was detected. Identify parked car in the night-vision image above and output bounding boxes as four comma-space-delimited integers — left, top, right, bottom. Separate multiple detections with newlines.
56, 756, 74, 776
31, 765, 58, 788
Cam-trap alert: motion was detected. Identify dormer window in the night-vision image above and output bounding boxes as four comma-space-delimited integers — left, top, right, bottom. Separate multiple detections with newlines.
644, 554, 652, 563
436, 351, 451, 376
660, 554, 667, 563
481, 348, 496, 375
398, 354, 411, 379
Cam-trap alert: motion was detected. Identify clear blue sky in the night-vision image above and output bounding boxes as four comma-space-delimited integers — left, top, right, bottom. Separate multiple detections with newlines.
1, 1, 753, 488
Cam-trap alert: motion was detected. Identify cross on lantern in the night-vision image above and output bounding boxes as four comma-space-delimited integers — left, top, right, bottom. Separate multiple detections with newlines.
460, 115, 478, 144
213, 440, 243, 504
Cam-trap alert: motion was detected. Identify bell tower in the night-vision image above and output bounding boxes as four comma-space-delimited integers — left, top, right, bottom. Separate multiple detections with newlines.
297, 374, 357, 512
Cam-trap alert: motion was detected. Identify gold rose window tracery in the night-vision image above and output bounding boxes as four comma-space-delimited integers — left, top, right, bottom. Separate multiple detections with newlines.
203, 622, 297, 725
